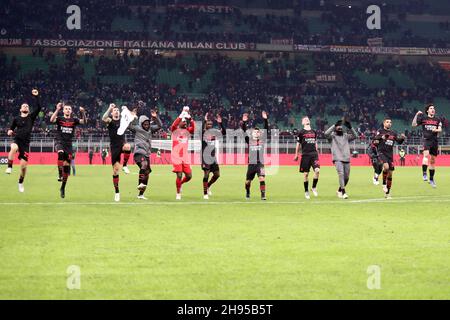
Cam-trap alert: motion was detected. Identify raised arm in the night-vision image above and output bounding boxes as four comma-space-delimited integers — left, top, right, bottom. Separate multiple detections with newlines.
216, 114, 226, 136
241, 113, 249, 144
102, 103, 115, 124
187, 117, 195, 134
150, 110, 162, 133
348, 127, 358, 141
50, 102, 63, 123
324, 125, 335, 139
412, 111, 422, 127
262, 111, 269, 130
344, 120, 357, 141
170, 117, 182, 132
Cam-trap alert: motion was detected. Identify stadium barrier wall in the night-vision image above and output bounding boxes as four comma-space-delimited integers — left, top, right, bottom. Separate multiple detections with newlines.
2, 152, 450, 166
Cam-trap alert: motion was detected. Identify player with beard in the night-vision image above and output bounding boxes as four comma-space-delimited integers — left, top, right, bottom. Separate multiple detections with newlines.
294, 116, 320, 200
50, 102, 87, 198
102, 103, 133, 201
201, 112, 226, 199
242, 111, 269, 200
412, 104, 442, 187
373, 118, 406, 199
5, 89, 41, 193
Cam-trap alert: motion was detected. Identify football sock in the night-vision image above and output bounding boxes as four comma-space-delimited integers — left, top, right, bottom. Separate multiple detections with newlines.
123, 150, 131, 166
113, 175, 119, 193
61, 165, 70, 189
312, 178, 318, 188
203, 177, 208, 195
259, 181, 266, 196
429, 169, 435, 181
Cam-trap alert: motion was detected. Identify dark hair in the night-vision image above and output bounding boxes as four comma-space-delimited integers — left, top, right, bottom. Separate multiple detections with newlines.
383, 117, 392, 122
425, 104, 434, 114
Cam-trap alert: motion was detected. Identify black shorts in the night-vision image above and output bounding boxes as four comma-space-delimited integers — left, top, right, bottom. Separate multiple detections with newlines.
246, 163, 265, 180
111, 144, 124, 165
202, 162, 220, 172
55, 142, 73, 162
134, 153, 152, 171
378, 153, 394, 171
299, 153, 320, 173
423, 141, 438, 157
13, 138, 30, 162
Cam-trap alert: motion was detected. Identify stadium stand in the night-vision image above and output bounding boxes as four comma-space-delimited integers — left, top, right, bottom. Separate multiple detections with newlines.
1, 0, 450, 140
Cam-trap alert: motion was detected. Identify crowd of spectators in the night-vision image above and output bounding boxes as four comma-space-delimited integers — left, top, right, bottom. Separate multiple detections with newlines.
1, 49, 450, 142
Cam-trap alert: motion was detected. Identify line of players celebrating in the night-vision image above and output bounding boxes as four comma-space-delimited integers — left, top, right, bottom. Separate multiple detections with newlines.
5, 90, 443, 201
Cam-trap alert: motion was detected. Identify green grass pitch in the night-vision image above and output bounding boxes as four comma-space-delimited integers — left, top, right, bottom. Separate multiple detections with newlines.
0, 164, 449, 299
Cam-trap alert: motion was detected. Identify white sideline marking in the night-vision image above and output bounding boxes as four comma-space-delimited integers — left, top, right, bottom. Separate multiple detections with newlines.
0, 195, 449, 206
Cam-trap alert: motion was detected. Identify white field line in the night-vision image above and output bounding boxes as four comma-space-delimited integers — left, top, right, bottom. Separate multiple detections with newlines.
0, 195, 449, 206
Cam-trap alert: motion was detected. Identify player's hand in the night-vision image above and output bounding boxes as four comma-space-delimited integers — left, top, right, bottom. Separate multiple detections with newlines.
416, 111, 423, 115
151, 110, 157, 118
31, 89, 39, 96
262, 111, 268, 119
400, 133, 406, 139
204, 112, 209, 121
109, 103, 116, 109
344, 120, 352, 129
242, 113, 248, 122
79, 107, 85, 113
216, 114, 222, 123
56, 102, 63, 110
185, 111, 191, 119
293, 155, 298, 162
7, 129, 13, 136
183, 106, 190, 113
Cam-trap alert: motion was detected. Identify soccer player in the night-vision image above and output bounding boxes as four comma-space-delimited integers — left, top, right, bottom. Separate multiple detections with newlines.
242, 111, 269, 200
201, 112, 226, 199
170, 107, 195, 200
50, 102, 87, 198
294, 116, 320, 200
324, 119, 357, 199
5, 89, 41, 192
102, 103, 133, 201
129, 109, 162, 200
368, 138, 383, 185
412, 105, 442, 187
373, 118, 406, 199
